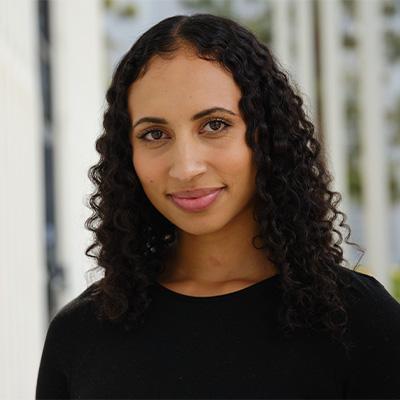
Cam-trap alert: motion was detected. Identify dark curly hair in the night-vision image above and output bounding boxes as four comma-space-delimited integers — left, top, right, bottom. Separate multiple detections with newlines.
84, 13, 364, 356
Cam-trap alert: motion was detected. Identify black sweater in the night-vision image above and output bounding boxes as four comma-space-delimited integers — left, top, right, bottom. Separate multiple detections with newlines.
35, 268, 400, 399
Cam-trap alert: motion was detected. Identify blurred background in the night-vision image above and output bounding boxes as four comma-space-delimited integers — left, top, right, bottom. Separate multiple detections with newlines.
1, 0, 400, 398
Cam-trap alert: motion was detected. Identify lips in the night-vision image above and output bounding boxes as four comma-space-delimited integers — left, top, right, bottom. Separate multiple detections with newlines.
169, 187, 225, 199
169, 187, 225, 212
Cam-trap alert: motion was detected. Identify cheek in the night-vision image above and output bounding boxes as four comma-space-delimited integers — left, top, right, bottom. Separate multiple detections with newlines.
132, 151, 159, 188
222, 145, 255, 180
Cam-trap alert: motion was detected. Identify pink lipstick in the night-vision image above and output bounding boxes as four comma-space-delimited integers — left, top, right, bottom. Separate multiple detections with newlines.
169, 188, 225, 212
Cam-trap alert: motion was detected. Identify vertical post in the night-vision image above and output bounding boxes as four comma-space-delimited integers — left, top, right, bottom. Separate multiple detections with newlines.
296, 0, 317, 125
318, 0, 352, 264
271, 0, 291, 70
50, 0, 105, 306
357, 0, 390, 288
0, 0, 46, 398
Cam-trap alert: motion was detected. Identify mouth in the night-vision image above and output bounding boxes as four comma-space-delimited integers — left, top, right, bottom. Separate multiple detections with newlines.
168, 186, 226, 198
168, 187, 225, 212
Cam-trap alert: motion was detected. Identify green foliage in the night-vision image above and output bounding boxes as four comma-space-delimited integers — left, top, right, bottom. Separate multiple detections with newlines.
389, 164, 400, 203
382, 0, 397, 17
386, 96, 400, 203
391, 269, 400, 301
385, 30, 400, 63
103, 0, 138, 18
342, 32, 357, 49
387, 97, 400, 146
103, 0, 114, 9
341, 0, 400, 63
118, 4, 137, 18
347, 156, 362, 203
342, 0, 356, 18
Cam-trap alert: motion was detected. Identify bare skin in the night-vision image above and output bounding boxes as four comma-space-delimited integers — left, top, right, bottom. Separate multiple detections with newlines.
157, 241, 278, 297
128, 46, 278, 297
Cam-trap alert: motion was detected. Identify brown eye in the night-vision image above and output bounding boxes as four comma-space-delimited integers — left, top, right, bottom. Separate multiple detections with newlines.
202, 118, 231, 133
138, 129, 166, 142
137, 118, 231, 143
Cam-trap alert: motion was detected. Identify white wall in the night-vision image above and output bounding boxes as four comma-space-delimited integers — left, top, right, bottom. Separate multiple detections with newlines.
50, 0, 105, 307
0, 0, 46, 398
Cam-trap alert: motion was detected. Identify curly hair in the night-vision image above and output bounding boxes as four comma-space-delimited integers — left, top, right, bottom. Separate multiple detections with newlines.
84, 13, 364, 356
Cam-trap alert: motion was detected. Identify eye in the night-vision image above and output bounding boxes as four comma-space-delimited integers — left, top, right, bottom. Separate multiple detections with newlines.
138, 128, 166, 142
137, 117, 231, 143
202, 118, 231, 134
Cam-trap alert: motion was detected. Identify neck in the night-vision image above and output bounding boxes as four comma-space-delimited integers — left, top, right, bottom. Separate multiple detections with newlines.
158, 223, 278, 285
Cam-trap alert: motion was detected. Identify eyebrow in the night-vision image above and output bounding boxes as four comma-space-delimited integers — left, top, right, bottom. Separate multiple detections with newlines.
131, 107, 237, 130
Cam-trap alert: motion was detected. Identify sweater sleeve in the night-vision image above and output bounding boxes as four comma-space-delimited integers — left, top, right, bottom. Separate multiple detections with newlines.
343, 272, 400, 399
35, 312, 70, 399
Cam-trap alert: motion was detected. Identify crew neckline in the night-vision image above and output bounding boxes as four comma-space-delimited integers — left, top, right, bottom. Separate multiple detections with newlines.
153, 273, 281, 302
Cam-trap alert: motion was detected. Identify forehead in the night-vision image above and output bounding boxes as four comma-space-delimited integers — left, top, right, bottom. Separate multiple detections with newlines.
127, 50, 242, 116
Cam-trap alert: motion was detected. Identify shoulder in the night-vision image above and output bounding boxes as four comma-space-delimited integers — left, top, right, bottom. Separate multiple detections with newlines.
337, 266, 400, 348
43, 281, 103, 368
49, 281, 100, 330
36, 281, 105, 395
338, 266, 399, 309
337, 266, 400, 328
336, 270, 400, 396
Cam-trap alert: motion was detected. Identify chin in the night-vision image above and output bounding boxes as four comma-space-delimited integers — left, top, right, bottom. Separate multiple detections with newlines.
170, 212, 232, 236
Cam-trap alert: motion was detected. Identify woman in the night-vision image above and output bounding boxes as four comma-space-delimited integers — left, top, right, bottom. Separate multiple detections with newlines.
36, 13, 400, 399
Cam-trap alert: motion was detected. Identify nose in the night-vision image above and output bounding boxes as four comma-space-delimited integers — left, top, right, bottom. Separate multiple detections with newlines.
168, 138, 207, 181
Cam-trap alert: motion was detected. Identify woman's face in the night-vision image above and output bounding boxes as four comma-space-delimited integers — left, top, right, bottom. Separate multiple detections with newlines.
128, 48, 257, 236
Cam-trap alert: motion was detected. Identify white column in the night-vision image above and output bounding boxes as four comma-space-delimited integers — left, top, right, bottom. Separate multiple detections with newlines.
357, 0, 390, 288
0, 1, 46, 399
50, 0, 105, 306
271, 0, 291, 70
318, 0, 352, 264
296, 0, 317, 124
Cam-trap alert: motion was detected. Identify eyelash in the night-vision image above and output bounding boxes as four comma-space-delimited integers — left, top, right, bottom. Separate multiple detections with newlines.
137, 117, 232, 142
